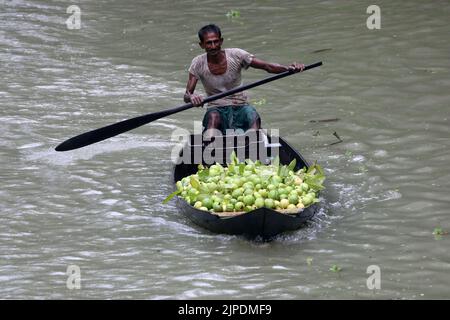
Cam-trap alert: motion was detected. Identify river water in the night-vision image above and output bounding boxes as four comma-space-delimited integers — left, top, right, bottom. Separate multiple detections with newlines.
1, 0, 449, 299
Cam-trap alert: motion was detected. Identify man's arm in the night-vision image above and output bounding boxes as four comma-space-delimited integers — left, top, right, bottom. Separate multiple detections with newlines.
250, 58, 304, 74
184, 73, 203, 106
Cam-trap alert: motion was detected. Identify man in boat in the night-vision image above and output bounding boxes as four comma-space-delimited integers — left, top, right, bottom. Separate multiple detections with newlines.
184, 24, 305, 138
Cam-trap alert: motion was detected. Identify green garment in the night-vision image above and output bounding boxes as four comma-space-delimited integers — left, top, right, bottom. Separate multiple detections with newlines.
202, 105, 261, 135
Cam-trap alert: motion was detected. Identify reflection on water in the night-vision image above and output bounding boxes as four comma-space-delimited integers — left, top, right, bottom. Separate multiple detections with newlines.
1, 0, 450, 299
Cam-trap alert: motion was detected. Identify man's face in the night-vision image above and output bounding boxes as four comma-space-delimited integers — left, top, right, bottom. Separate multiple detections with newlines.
199, 32, 223, 56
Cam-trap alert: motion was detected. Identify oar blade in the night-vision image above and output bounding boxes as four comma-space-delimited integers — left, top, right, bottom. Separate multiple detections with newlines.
55, 127, 119, 152
55, 103, 194, 152
55, 114, 152, 151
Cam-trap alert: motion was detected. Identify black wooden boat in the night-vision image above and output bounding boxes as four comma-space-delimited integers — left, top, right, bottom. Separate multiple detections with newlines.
173, 131, 317, 240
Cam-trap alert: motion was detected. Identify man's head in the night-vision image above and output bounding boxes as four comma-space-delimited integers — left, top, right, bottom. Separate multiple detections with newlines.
198, 24, 223, 56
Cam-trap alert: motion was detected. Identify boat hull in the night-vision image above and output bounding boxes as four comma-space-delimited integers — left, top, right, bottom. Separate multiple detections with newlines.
172, 132, 317, 240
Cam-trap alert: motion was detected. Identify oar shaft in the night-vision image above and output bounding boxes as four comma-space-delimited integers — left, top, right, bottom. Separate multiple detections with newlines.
55, 61, 322, 151
203, 61, 322, 104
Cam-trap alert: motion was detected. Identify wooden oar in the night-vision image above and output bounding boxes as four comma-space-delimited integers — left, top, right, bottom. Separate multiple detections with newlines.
55, 61, 322, 151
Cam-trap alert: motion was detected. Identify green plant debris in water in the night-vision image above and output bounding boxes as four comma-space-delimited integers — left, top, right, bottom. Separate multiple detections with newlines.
251, 98, 266, 106
358, 165, 368, 173
226, 10, 240, 18
330, 264, 342, 273
433, 227, 448, 236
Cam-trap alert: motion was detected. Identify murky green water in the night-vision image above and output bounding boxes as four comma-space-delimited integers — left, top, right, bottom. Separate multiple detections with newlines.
1, 0, 450, 299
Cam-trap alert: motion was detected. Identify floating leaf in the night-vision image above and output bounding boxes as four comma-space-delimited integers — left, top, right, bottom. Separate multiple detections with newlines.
433, 227, 448, 236
358, 165, 368, 173
252, 98, 266, 106
226, 9, 240, 18
330, 264, 342, 273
